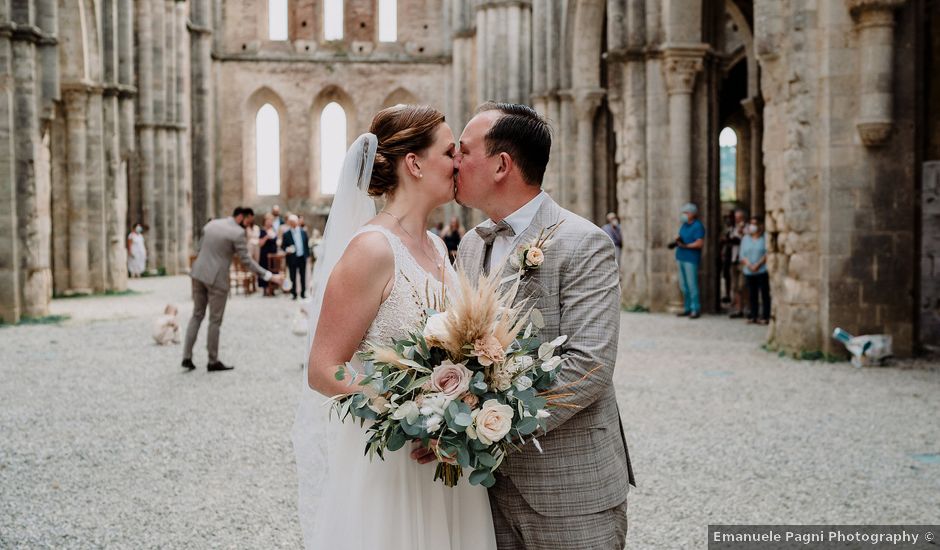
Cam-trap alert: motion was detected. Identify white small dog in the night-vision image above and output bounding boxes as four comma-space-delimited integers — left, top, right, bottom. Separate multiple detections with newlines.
153, 304, 181, 345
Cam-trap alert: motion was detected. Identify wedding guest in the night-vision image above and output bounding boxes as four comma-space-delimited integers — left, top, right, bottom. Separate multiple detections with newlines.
431, 221, 445, 237
281, 214, 310, 300
182, 207, 283, 371
602, 212, 623, 266
247, 221, 261, 262
271, 204, 285, 233
441, 216, 464, 263
727, 209, 748, 318
127, 223, 147, 277
258, 213, 278, 295
673, 202, 705, 319
153, 304, 180, 345
741, 215, 771, 325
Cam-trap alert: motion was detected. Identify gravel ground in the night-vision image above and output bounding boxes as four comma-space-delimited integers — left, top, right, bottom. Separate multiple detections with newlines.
1, 275, 938, 549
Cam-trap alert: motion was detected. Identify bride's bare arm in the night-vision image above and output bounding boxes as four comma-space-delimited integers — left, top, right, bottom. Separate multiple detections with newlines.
307, 232, 395, 397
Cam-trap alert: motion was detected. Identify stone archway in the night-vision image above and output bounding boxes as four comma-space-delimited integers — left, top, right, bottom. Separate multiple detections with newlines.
381, 87, 420, 109
241, 87, 290, 207
309, 85, 356, 203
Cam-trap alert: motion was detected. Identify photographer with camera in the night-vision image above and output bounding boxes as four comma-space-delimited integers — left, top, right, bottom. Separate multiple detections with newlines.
672, 203, 705, 319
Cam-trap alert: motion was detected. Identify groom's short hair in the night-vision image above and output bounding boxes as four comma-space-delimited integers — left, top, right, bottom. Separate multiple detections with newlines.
475, 102, 552, 186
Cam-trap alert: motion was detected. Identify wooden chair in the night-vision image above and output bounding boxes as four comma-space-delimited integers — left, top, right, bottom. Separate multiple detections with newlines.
230, 254, 256, 295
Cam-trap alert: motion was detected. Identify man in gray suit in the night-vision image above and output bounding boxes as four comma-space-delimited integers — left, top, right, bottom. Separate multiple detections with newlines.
441, 103, 634, 548
182, 207, 283, 371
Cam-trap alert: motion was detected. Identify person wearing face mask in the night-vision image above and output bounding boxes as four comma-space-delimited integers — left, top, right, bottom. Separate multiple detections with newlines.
673, 203, 706, 318
127, 223, 147, 277
740, 215, 770, 324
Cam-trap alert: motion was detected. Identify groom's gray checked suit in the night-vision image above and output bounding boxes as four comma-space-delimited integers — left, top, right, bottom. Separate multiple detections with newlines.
184, 217, 272, 364
458, 195, 635, 550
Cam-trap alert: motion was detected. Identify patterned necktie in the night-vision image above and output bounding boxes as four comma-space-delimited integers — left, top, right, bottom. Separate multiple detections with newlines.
475, 220, 515, 275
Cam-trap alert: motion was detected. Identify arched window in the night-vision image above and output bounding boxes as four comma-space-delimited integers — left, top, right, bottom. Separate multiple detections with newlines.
378, 0, 397, 42
320, 102, 347, 195
719, 126, 737, 203
256, 104, 281, 196
268, 0, 288, 40
324, 0, 343, 40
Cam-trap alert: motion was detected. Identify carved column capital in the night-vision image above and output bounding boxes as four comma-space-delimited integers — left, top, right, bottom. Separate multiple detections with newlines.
573, 88, 606, 121
846, 0, 907, 20
662, 44, 708, 95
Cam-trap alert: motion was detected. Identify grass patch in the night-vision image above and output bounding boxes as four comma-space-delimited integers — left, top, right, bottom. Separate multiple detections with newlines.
623, 304, 650, 313
14, 314, 71, 326
141, 267, 167, 277
762, 342, 844, 362
54, 289, 142, 300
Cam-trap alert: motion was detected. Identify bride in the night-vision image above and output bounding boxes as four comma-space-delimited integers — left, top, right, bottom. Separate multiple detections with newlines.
292, 105, 497, 550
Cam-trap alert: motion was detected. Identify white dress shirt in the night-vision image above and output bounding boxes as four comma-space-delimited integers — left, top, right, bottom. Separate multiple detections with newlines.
482, 191, 549, 271
290, 226, 304, 257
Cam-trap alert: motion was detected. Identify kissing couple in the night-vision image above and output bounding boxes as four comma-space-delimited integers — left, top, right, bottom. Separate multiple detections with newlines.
292, 102, 635, 550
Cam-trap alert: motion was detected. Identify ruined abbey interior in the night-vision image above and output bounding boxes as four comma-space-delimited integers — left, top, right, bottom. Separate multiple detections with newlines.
2, 0, 938, 356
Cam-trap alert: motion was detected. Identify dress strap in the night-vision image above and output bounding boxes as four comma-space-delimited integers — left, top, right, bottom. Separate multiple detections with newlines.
354, 225, 403, 270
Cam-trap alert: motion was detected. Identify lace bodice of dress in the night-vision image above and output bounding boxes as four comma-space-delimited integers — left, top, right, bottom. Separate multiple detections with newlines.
353, 225, 456, 346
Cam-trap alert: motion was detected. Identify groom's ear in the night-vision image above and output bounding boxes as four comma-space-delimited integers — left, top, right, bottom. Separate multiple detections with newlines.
494, 152, 512, 182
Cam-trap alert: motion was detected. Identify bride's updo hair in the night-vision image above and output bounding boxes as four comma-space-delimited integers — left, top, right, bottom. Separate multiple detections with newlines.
368, 104, 446, 197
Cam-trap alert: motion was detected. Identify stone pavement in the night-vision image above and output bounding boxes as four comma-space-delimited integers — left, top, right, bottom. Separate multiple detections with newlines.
1, 275, 937, 549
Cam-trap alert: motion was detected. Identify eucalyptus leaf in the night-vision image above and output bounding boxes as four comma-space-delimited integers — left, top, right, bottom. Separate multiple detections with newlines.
530, 308, 545, 329
469, 468, 490, 486
476, 452, 497, 468
516, 417, 539, 435
454, 412, 473, 427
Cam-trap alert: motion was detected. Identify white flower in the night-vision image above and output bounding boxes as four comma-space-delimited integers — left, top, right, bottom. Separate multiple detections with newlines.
419, 394, 450, 417
518, 356, 534, 370
425, 414, 443, 433
540, 356, 562, 372
513, 375, 533, 391
535, 409, 551, 419
422, 312, 450, 347
489, 364, 514, 392
391, 400, 420, 423
473, 400, 515, 445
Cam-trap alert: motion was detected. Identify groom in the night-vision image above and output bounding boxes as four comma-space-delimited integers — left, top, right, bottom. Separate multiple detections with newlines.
445, 102, 634, 548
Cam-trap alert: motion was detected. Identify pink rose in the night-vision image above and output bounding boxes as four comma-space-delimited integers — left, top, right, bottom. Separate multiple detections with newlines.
429, 360, 473, 399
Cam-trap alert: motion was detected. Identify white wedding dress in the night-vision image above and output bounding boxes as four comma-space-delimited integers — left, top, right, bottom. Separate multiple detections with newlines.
303, 225, 497, 550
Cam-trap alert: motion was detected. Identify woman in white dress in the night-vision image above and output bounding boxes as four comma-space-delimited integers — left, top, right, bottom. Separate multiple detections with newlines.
126, 224, 146, 277
292, 105, 497, 550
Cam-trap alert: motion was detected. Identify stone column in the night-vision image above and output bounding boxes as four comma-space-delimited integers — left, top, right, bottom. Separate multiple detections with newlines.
190, 0, 214, 239
474, 6, 486, 103
742, 95, 764, 217
662, 46, 705, 214
64, 88, 90, 293
176, 0, 191, 272
557, 90, 575, 208
86, 87, 107, 291
136, 0, 155, 272
846, 0, 907, 146
573, 88, 605, 219
0, 16, 20, 322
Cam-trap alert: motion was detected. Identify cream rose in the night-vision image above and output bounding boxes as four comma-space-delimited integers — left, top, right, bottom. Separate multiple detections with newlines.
422, 312, 450, 348
473, 399, 515, 445
524, 246, 544, 268
429, 360, 473, 399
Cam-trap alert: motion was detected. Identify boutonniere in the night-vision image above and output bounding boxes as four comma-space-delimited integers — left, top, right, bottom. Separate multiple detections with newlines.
510, 221, 564, 276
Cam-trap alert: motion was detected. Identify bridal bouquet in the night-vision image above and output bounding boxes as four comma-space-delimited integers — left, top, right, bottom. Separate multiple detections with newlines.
330, 270, 569, 487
